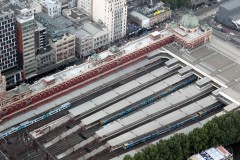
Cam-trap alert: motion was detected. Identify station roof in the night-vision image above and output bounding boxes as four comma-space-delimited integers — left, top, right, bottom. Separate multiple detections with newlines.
107, 132, 136, 147
155, 110, 186, 126
131, 121, 161, 136
114, 80, 140, 95
69, 101, 96, 117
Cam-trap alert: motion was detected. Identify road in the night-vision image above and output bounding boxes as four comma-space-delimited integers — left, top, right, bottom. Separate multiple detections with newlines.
197, 7, 218, 21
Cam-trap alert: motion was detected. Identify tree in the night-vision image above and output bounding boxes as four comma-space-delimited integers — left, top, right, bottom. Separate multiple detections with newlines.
124, 110, 240, 160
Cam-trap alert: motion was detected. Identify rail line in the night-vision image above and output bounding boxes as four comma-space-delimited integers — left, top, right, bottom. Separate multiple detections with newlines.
10, 60, 167, 160
100, 86, 215, 141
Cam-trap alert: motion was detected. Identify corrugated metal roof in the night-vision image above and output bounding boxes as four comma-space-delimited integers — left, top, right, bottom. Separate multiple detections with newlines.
107, 132, 137, 147
91, 90, 119, 105
156, 110, 186, 126
120, 111, 147, 126
131, 121, 162, 136
130, 11, 149, 21
142, 99, 171, 115
103, 99, 132, 114
69, 101, 96, 117
96, 121, 123, 138
126, 88, 153, 103
148, 81, 169, 93
220, 0, 240, 11
150, 67, 169, 77
114, 80, 140, 95
180, 103, 202, 115
196, 96, 217, 108
136, 73, 155, 84
164, 91, 187, 105
81, 110, 108, 126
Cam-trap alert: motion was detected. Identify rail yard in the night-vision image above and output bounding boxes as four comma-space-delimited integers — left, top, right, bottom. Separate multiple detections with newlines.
0, 54, 234, 160
0, 28, 240, 160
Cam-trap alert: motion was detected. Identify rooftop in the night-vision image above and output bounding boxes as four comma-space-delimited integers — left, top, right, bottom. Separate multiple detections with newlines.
134, 2, 169, 18
35, 12, 73, 39
7, 0, 41, 14
220, 0, 240, 11
36, 46, 53, 55
188, 146, 232, 160
82, 22, 108, 37
69, 27, 91, 39
35, 0, 61, 6
180, 14, 199, 29
23, 30, 172, 92
130, 10, 149, 21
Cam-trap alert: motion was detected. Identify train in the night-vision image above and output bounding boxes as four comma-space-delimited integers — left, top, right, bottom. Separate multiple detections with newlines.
123, 102, 224, 149
0, 102, 71, 139
99, 75, 198, 125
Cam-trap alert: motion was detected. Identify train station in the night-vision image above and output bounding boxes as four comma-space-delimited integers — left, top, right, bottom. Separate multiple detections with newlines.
0, 13, 240, 160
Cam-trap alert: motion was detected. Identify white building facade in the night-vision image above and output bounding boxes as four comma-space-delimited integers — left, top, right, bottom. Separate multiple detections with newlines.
34, 0, 62, 18
92, 0, 127, 42
77, 0, 92, 16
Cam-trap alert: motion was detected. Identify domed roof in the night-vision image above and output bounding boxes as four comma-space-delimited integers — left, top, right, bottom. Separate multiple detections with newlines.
180, 14, 199, 29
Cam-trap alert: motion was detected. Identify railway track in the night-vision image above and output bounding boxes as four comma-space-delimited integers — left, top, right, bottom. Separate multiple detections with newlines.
39, 66, 181, 145
93, 108, 224, 160
54, 83, 215, 160
13, 60, 167, 160
35, 59, 166, 144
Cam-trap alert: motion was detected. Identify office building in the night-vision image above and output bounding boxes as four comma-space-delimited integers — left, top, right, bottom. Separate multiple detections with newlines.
92, 0, 127, 42
77, 0, 92, 16
0, 7, 23, 86
34, 0, 62, 18
16, 14, 37, 79
216, 0, 240, 29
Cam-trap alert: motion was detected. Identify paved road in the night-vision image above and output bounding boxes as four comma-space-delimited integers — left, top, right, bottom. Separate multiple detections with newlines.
197, 7, 218, 21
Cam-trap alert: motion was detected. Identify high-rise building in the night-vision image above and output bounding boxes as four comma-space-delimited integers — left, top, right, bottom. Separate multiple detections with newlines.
0, 7, 23, 86
92, 0, 127, 42
35, 21, 47, 51
16, 14, 36, 79
77, 0, 92, 16
0, 9, 17, 72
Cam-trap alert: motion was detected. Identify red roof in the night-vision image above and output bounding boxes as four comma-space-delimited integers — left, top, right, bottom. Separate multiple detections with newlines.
217, 146, 228, 155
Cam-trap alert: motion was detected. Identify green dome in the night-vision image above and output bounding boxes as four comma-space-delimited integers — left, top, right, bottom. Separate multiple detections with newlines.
180, 14, 199, 29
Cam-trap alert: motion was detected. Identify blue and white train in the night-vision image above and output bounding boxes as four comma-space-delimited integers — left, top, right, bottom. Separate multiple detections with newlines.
0, 102, 71, 139
123, 102, 224, 149
100, 75, 198, 125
